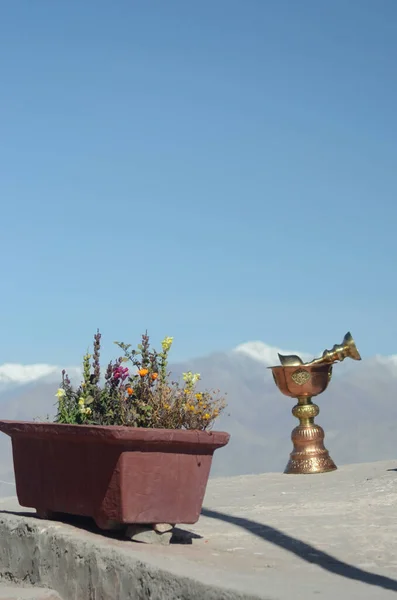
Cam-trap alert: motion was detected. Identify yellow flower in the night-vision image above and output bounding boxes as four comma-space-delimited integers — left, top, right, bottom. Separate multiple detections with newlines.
55, 388, 66, 399
183, 371, 201, 394
161, 336, 174, 352
182, 371, 201, 385
78, 397, 85, 406
163, 403, 170, 410
203, 413, 210, 420
186, 404, 195, 412
195, 393, 202, 400
85, 407, 92, 416
138, 368, 149, 377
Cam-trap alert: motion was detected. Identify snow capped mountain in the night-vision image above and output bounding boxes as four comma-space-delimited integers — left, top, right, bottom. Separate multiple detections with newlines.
233, 341, 312, 365
1, 342, 397, 390
371, 354, 397, 373
0, 363, 82, 393
233, 342, 397, 376
0, 363, 59, 384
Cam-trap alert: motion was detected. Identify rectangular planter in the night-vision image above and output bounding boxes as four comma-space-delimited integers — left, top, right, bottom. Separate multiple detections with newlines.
0, 421, 230, 529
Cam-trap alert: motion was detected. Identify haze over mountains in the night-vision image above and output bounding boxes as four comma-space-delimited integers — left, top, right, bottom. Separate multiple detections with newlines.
0, 341, 396, 496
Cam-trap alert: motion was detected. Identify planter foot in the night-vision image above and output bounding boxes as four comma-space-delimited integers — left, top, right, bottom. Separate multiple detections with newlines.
125, 523, 174, 545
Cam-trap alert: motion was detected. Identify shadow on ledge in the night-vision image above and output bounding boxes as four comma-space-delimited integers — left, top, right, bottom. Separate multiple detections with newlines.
0, 510, 201, 545
201, 507, 397, 593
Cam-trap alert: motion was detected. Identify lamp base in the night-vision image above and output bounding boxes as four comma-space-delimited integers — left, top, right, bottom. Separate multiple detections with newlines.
284, 399, 337, 475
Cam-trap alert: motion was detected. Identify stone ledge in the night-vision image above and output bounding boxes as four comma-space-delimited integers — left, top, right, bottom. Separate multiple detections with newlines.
0, 584, 62, 600
0, 510, 258, 600
1, 460, 397, 599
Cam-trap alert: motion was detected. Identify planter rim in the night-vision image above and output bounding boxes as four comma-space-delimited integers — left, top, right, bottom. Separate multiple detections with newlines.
0, 420, 230, 448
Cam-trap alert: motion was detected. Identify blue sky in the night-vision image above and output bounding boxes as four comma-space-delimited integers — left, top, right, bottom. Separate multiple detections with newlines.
0, 0, 396, 366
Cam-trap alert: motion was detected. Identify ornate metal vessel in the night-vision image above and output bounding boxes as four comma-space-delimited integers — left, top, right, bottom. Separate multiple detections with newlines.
270, 332, 361, 474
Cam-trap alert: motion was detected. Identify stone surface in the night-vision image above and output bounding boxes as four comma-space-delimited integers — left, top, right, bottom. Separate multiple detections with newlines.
125, 524, 173, 545
153, 523, 174, 533
0, 584, 62, 599
0, 460, 397, 599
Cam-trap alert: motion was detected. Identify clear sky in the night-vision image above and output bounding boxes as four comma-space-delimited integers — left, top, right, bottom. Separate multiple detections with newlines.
0, 0, 396, 366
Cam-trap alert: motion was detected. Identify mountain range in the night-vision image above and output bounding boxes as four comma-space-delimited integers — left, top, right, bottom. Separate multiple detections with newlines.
0, 341, 396, 496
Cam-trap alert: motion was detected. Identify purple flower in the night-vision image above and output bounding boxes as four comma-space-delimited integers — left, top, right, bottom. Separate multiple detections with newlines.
113, 365, 129, 382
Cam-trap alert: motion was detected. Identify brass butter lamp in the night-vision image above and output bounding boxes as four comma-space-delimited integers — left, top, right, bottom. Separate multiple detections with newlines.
269, 332, 361, 474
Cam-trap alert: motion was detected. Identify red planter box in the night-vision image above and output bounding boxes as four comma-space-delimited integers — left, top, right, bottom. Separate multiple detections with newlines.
0, 421, 230, 529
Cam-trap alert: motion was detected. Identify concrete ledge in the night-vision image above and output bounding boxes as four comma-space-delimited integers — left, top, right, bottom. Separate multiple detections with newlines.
0, 510, 259, 600
1, 461, 397, 599
0, 584, 62, 599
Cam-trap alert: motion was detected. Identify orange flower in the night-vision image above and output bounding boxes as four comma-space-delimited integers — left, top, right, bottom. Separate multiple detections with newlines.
127, 387, 134, 396
138, 368, 149, 377
151, 372, 158, 381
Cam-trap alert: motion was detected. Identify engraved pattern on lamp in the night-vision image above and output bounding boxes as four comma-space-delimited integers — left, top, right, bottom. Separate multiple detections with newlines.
291, 369, 311, 385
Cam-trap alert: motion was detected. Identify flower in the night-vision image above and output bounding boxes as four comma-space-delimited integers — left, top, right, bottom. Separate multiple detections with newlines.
113, 366, 129, 381
182, 371, 201, 388
55, 331, 226, 430
161, 336, 173, 352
